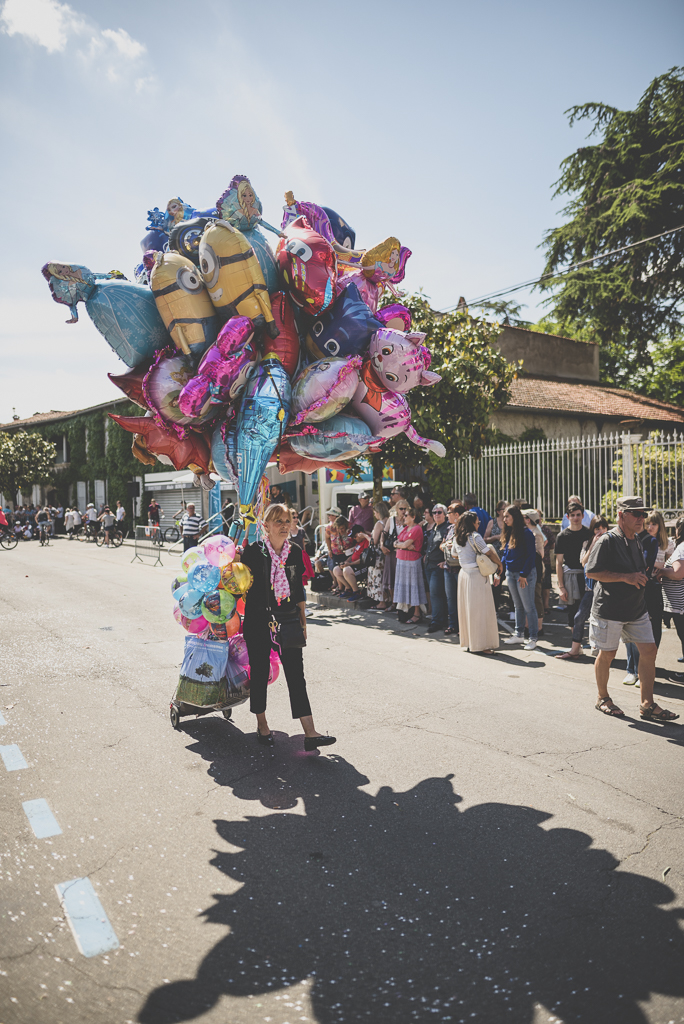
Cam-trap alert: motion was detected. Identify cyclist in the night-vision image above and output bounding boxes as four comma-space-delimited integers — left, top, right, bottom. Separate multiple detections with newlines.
99, 506, 116, 547
36, 506, 52, 544
148, 498, 164, 542
115, 500, 126, 531
71, 506, 83, 539
85, 502, 99, 540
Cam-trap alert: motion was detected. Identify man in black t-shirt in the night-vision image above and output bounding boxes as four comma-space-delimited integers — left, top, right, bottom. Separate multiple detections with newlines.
554, 502, 592, 627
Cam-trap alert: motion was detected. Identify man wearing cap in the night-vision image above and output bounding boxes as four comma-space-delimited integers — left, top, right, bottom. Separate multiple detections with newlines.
348, 492, 374, 533
585, 496, 678, 721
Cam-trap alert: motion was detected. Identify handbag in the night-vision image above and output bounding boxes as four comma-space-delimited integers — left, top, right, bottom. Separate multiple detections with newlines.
442, 531, 460, 568
381, 520, 397, 554
469, 534, 497, 577
263, 549, 307, 649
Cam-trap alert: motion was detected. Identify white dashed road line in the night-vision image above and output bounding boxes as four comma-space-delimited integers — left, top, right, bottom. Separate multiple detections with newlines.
55, 877, 120, 958
0, 743, 28, 771
0, 710, 7, 725
22, 798, 62, 838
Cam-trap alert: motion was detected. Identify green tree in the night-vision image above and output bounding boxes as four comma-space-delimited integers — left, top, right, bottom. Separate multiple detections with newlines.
539, 67, 684, 387
0, 430, 57, 505
366, 295, 518, 501
629, 330, 684, 406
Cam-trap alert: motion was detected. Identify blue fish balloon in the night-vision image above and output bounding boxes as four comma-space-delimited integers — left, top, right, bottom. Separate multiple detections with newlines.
211, 421, 239, 488
235, 358, 292, 520
305, 282, 382, 360
42, 262, 169, 368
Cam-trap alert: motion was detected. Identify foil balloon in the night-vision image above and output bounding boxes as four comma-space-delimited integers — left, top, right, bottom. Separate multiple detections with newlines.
340, 238, 412, 312
228, 634, 250, 677
143, 348, 218, 434
305, 283, 382, 360
268, 649, 280, 685
168, 217, 211, 267
216, 176, 280, 293
291, 356, 362, 424
171, 573, 188, 594
181, 547, 207, 573
108, 360, 152, 408
149, 251, 218, 357
42, 262, 168, 367
178, 587, 205, 619
211, 421, 239, 487
322, 206, 356, 249
376, 303, 412, 332
186, 614, 210, 635
140, 227, 167, 253
262, 292, 300, 378
108, 414, 212, 474
276, 443, 352, 476
366, 329, 441, 394
287, 412, 383, 461
276, 216, 337, 316
235, 358, 292, 520
350, 385, 446, 457
203, 534, 236, 567
201, 588, 237, 623
177, 317, 259, 418
187, 561, 221, 593
220, 561, 253, 595
199, 220, 277, 336
281, 193, 336, 245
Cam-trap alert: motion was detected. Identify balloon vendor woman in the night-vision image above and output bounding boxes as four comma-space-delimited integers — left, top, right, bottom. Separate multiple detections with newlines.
239, 503, 336, 750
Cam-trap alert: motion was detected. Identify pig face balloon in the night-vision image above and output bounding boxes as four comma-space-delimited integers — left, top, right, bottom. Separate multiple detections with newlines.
367, 328, 441, 394
277, 216, 337, 316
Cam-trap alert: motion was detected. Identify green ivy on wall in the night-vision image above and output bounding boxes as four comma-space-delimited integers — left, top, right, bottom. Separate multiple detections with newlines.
35, 402, 167, 520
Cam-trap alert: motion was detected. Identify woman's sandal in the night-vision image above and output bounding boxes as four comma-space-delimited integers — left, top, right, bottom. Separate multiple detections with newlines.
640, 702, 679, 722
555, 651, 581, 660
595, 697, 625, 717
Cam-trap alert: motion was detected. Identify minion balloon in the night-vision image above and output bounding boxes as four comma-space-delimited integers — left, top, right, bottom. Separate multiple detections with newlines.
198, 221, 278, 338
149, 251, 218, 359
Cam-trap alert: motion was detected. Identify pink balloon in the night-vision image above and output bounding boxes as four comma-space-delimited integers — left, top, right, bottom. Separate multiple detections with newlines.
268, 649, 280, 685
186, 614, 209, 634
203, 534, 236, 567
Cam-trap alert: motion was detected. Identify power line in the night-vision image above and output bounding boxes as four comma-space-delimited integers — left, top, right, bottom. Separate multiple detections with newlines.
440, 223, 684, 313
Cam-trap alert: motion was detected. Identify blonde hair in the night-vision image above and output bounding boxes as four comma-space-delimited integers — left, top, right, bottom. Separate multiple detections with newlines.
362, 237, 400, 271
646, 510, 668, 550
262, 502, 292, 525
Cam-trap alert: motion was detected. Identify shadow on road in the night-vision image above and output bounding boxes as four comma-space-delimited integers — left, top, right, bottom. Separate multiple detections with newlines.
138, 730, 684, 1024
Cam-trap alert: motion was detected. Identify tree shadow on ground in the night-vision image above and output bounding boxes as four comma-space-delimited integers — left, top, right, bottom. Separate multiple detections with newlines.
138, 738, 684, 1024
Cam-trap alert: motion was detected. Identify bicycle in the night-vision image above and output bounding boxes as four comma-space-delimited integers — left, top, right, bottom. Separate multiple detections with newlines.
96, 526, 124, 548
0, 528, 18, 550
163, 521, 181, 545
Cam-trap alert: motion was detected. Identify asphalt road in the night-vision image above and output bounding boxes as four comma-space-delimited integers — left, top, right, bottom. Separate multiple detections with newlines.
0, 537, 683, 1024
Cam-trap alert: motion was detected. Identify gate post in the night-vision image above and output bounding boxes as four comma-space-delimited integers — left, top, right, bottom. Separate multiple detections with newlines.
621, 432, 634, 496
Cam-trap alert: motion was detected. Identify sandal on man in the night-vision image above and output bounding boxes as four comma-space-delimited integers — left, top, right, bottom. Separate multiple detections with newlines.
595, 698, 625, 717
640, 703, 679, 722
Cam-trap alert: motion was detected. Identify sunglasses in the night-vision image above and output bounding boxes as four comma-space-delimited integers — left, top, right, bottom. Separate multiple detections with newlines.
625, 510, 647, 518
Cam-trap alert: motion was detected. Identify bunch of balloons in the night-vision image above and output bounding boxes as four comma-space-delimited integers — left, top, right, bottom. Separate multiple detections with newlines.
170, 533, 280, 683
42, 174, 446, 534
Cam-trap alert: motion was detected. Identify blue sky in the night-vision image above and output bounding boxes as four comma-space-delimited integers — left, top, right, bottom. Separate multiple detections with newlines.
0, 0, 680, 424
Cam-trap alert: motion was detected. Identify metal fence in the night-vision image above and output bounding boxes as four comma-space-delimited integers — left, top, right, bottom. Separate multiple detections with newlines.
454, 430, 684, 521
132, 525, 164, 566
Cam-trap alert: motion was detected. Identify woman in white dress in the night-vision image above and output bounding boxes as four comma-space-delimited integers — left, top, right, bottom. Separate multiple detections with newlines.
454, 510, 502, 653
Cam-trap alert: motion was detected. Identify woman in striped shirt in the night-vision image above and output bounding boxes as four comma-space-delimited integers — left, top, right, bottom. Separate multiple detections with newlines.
657, 516, 684, 667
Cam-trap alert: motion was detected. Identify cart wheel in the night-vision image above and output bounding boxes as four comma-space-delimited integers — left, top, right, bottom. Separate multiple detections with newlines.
170, 706, 180, 729
222, 708, 232, 720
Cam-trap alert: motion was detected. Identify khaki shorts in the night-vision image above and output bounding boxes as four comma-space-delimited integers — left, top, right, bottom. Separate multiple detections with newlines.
589, 612, 654, 652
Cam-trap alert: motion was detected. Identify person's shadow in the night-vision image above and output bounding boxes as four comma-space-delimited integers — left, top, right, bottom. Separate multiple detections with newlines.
138, 738, 684, 1024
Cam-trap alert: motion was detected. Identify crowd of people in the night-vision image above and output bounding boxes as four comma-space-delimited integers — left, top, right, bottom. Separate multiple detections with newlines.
1, 500, 126, 544
309, 487, 681, 722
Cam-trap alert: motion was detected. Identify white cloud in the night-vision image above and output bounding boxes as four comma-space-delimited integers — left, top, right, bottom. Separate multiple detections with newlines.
100, 27, 145, 60
0, 0, 85, 53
